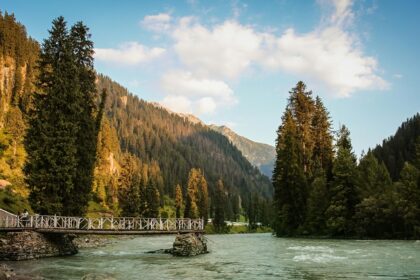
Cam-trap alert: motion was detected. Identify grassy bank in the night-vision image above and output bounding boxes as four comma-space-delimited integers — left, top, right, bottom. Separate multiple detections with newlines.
205, 224, 272, 234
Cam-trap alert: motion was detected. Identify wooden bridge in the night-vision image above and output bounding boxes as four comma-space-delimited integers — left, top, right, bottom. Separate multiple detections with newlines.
0, 208, 204, 235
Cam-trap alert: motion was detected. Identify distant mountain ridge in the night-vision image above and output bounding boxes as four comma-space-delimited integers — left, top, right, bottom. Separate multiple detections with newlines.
209, 125, 275, 178
152, 103, 276, 178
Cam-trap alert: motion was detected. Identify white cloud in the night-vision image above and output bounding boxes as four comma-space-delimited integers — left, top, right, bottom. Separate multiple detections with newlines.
261, 26, 388, 97
161, 70, 236, 103
196, 97, 217, 114
149, 0, 388, 116
172, 19, 261, 79
166, 0, 387, 97
393, 73, 403, 79
95, 42, 165, 65
161, 95, 192, 114
141, 13, 172, 32
328, 0, 354, 26
260, 0, 388, 97
160, 70, 237, 114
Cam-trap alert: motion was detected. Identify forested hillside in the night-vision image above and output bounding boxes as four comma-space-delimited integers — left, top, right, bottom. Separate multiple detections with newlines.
97, 74, 273, 201
0, 12, 39, 199
373, 114, 420, 180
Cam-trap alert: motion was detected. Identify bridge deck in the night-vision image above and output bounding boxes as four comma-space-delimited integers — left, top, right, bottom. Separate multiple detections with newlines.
0, 209, 204, 235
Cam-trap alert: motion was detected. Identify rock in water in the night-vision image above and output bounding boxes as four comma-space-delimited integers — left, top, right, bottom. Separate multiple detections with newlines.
0, 232, 78, 261
172, 233, 208, 256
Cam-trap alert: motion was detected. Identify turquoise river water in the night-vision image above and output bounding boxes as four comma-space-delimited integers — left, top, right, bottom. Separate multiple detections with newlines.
8, 233, 420, 279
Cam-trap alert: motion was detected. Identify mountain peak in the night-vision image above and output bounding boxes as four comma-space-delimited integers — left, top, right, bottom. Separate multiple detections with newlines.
209, 124, 275, 177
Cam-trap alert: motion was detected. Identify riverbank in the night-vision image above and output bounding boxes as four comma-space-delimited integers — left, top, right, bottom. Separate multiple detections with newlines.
204, 224, 272, 234
73, 235, 131, 249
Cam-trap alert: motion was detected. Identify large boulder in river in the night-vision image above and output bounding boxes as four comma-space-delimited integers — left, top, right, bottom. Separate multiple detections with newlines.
0, 231, 77, 261
172, 233, 208, 256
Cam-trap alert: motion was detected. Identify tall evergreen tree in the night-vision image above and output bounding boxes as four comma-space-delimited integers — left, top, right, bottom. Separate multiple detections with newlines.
213, 179, 227, 232
325, 125, 358, 236
357, 151, 392, 198
144, 179, 160, 217
287, 81, 315, 176
273, 109, 307, 236
68, 21, 99, 215
118, 154, 141, 216
394, 162, 420, 237
24, 17, 101, 215
25, 17, 80, 215
175, 184, 183, 218
305, 170, 329, 234
312, 96, 333, 177
197, 173, 209, 224
184, 168, 200, 219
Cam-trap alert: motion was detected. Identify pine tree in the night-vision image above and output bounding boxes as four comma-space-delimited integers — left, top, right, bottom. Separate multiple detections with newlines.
25, 17, 80, 215
394, 163, 420, 237
184, 168, 199, 219
68, 22, 99, 215
357, 151, 392, 198
197, 172, 209, 224
175, 184, 183, 218
213, 179, 226, 232
305, 170, 328, 234
312, 96, 333, 177
325, 125, 358, 236
145, 179, 160, 217
118, 154, 141, 216
24, 17, 101, 216
353, 150, 394, 237
272, 109, 307, 236
287, 81, 315, 176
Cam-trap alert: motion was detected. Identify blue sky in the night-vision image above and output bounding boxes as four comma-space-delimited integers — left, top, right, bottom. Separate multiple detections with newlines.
3, 0, 420, 156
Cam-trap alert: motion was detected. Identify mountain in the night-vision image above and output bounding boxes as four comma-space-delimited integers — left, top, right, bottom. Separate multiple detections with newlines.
97, 75, 273, 201
153, 104, 276, 178
209, 125, 275, 177
372, 113, 420, 180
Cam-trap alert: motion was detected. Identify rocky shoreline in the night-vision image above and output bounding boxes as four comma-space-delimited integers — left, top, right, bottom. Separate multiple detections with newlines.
0, 263, 43, 280
0, 232, 77, 261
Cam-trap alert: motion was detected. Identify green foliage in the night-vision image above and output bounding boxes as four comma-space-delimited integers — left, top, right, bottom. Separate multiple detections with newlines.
144, 179, 160, 217
373, 113, 420, 180
213, 179, 227, 232
394, 163, 420, 237
325, 125, 358, 236
273, 82, 334, 236
118, 154, 142, 216
0, 188, 31, 214
273, 109, 307, 236
184, 168, 202, 219
24, 17, 100, 216
273, 82, 419, 239
305, 171, 328, 234
175, 184, 183, 218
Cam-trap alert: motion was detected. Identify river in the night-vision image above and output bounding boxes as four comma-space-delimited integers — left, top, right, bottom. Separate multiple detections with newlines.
9, 233, 420, 279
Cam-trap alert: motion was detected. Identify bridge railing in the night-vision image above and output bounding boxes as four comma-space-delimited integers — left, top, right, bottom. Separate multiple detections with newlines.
0, 214, 204, 232
0, 209, 18, 227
